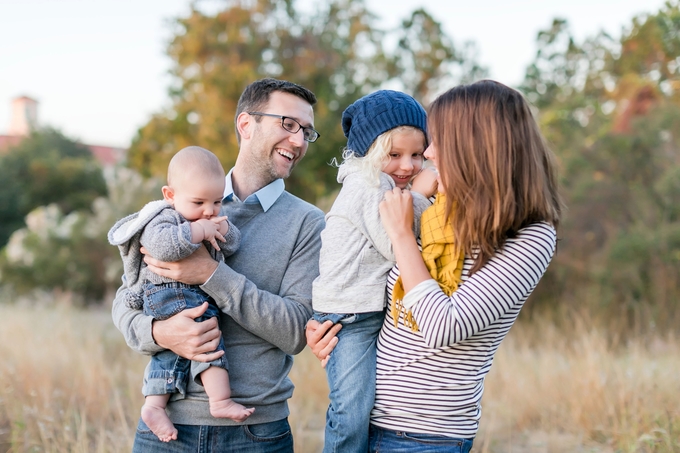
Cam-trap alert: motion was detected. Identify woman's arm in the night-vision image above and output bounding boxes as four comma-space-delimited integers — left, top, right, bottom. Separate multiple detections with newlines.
380, 188, 557, 349
411, 224, 556, 348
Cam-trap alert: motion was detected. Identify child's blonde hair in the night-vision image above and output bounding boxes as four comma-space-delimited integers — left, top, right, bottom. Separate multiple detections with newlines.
335, 126, 425, 187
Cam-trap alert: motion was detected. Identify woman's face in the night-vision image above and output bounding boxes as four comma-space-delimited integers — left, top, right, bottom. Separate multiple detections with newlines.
424, 142, 443, 190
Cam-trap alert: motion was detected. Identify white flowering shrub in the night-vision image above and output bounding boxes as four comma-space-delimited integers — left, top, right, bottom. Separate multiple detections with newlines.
0, 167, 162, 305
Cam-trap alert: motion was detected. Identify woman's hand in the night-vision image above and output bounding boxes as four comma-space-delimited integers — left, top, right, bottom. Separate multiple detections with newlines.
152, 302, 224, 362
142, 245, 218, 285
305, 319, 342, 368
380, 187, 433, 294
379, 187, 415, 243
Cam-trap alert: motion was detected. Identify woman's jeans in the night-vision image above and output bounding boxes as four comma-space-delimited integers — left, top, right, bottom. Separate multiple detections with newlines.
132, 417, 293, 452
312, 310, 384, 453
369, 424, 474, 453
141, 281, 228, 397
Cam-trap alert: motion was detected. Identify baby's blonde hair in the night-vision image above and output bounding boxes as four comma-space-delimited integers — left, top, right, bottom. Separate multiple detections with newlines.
336, 126, 425, 187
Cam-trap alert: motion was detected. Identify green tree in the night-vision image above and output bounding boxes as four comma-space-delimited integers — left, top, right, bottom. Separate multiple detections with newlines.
0, 167, 162, 305
0, 128, 107, 246
520, 3, 680, 332
391, 8, 487, 104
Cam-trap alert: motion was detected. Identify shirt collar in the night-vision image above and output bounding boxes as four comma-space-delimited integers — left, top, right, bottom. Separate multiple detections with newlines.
223, 168, 285, 212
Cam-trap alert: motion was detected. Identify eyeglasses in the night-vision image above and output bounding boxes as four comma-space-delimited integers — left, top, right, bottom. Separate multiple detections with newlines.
248, 112, 320, 143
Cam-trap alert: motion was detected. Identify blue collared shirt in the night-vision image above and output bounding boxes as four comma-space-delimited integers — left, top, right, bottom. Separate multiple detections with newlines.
222, 168, 285, 212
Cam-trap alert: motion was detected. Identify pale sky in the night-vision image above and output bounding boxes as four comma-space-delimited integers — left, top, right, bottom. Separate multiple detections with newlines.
0, 0, 666, 148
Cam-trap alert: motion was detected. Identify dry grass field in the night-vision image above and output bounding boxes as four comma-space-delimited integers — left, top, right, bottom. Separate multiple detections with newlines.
0, 303, 678, 452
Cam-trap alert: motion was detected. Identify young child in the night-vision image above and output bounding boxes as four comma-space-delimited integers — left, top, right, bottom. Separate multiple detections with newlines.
108, 146, 254, 443
311, 90, 438, 453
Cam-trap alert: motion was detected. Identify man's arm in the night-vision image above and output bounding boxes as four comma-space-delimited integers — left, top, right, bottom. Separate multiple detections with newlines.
143, 207, 325, 356
111, 257, 224, 361
111, 277, 163, 355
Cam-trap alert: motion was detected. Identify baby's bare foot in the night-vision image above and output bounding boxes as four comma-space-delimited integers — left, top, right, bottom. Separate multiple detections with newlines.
210, 398, 255, 423
141, 404, 178, 442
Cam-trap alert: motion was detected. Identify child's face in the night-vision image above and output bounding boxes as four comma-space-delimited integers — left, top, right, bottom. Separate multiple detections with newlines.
164, 176, 225, 221
382, 130, 426, 189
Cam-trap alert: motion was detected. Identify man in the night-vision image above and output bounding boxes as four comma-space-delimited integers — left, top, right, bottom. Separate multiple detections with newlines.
112, 78, 325, 452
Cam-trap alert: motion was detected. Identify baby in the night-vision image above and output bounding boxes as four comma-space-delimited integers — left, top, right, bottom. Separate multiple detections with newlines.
108, 146, 254, 442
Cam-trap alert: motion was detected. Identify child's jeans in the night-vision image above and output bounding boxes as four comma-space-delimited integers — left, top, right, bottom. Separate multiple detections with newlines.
141, 281, 228, 397
312, 310, 384, 453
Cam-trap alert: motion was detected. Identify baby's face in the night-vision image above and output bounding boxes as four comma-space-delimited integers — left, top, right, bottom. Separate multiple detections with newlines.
169, 176, 225, 221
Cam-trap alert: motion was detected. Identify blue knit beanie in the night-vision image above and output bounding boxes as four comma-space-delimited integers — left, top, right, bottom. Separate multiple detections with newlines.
342, 90, 427, 157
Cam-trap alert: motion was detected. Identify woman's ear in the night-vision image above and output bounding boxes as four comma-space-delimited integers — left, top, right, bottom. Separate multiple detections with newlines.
161, 185, 175, 205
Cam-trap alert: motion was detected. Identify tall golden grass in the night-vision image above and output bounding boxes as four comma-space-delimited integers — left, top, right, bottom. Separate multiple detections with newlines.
1, 304, 678, 452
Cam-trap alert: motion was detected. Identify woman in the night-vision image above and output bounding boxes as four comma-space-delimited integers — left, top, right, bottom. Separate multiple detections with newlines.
307, 80, 563, 452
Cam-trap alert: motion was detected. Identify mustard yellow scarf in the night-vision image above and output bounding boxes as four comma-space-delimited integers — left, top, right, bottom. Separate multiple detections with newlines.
391, 193, 465, 331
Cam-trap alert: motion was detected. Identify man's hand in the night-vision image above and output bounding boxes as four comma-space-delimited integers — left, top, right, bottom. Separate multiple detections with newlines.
142, 245, 218, 285
152, 302, 223, 362
305, 319, 342, 368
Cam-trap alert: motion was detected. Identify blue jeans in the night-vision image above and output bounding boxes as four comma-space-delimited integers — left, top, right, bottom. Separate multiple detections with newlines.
369, 424, 473, 453
141, 282, 228, 397
312, 310, 384, 453
132, 417, 293, 452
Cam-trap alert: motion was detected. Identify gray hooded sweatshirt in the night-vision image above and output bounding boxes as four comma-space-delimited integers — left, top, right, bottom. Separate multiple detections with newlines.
108, 200, 240, 309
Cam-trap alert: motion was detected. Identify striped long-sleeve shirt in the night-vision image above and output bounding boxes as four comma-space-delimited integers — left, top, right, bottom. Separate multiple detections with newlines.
370, 221, 557, 438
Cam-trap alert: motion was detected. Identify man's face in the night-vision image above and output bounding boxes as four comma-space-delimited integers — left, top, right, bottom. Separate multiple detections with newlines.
244, 91, 315, 182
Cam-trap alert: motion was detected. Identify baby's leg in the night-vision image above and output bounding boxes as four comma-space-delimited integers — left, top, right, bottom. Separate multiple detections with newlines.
141, 394, 178, 442
201, 366, 255, 422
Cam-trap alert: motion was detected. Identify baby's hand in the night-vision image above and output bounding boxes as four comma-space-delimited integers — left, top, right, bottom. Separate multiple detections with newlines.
211, 216, 229, 237
410, 166, 439, 198
192, 218, 226, 251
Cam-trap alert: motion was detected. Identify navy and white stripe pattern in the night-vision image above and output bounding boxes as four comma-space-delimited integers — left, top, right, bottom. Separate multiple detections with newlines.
370, 222, 557, 438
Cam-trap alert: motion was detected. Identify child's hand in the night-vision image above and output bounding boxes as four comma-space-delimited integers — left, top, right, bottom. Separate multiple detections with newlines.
410, 166, 439, 198
192, 218, 226, 251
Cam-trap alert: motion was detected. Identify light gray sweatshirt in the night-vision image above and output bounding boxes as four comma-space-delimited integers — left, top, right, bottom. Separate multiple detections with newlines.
312, 164, 431, 314
107, 200, 240, 309
111, 190, 325, 426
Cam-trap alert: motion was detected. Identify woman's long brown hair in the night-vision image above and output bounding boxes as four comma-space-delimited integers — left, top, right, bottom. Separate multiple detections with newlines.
429, 80, 563, 273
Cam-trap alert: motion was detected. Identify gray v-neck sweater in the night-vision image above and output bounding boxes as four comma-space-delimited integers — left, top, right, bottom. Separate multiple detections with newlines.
112, 190, 325, 426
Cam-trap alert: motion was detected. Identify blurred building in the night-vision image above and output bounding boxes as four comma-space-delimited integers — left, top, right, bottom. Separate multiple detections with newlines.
0, 95, 126, 166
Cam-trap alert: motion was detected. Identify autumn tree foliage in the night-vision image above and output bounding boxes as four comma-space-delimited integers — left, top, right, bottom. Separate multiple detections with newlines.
127, 0, 481, 203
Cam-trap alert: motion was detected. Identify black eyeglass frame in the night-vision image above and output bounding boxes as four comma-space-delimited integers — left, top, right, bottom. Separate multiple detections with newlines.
248, 112, 320, 143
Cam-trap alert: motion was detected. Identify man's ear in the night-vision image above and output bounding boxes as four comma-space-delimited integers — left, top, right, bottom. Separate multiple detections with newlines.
236, 112, 253, 141
161, 185, 175, 204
